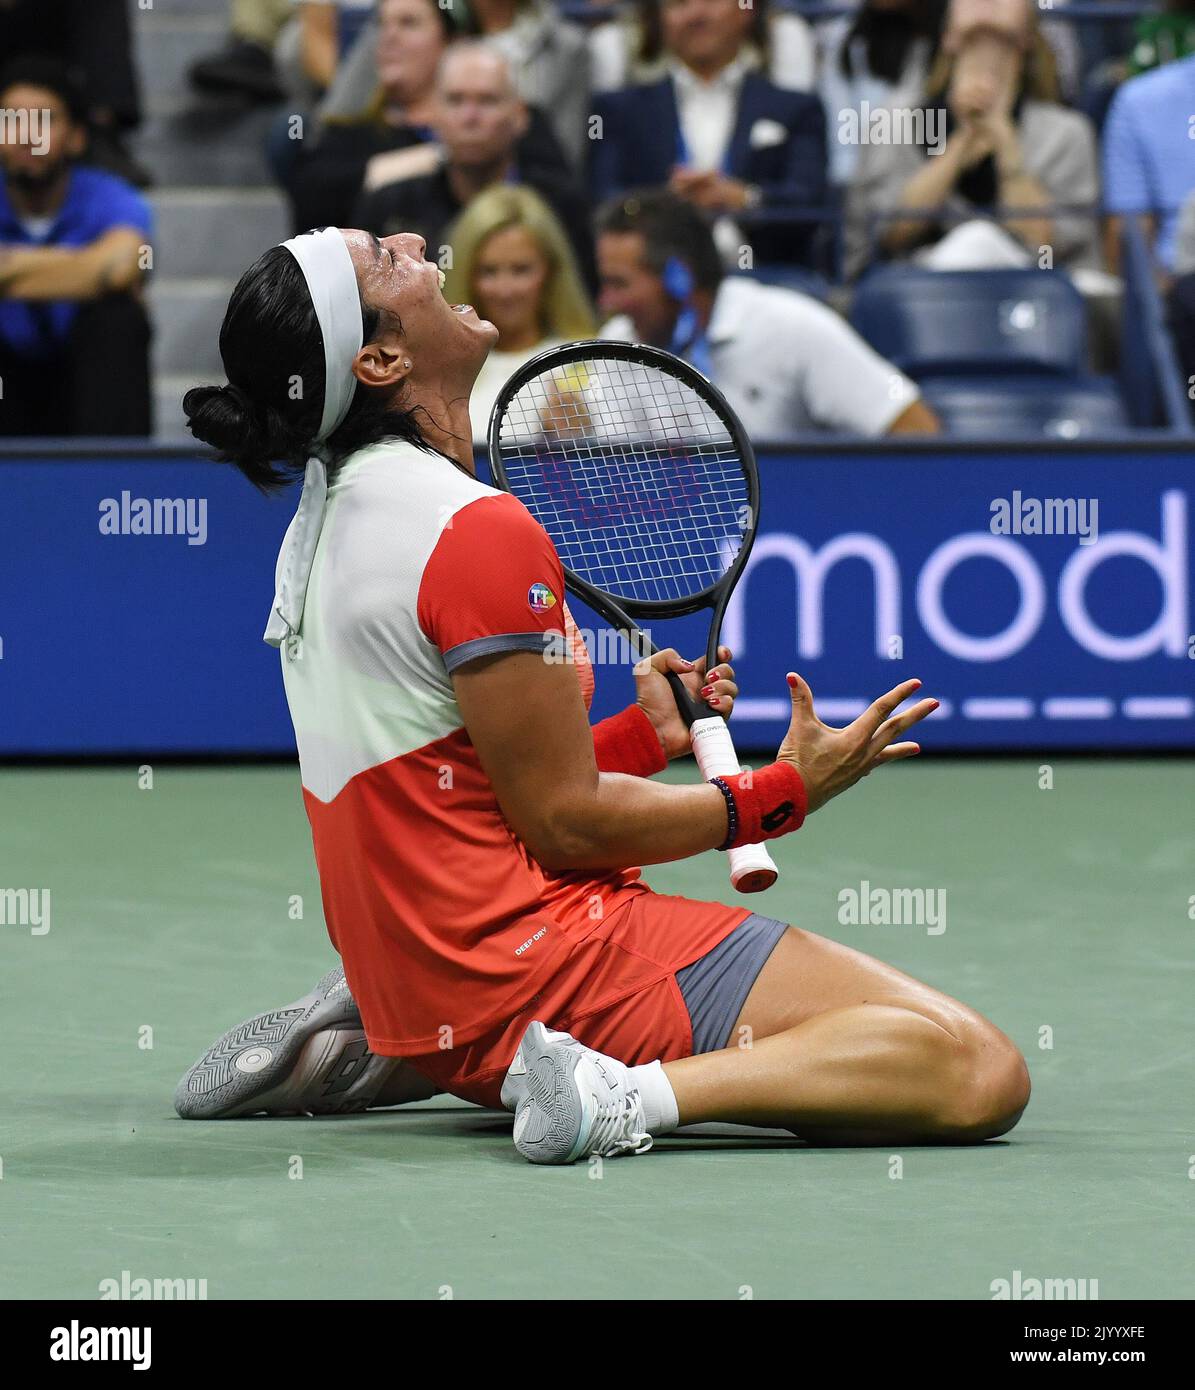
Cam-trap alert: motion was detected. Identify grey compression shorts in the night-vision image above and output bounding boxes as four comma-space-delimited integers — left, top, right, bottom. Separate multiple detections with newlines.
675, 912, 791, 1054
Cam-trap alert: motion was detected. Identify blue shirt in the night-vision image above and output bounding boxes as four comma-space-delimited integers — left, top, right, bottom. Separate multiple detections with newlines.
1102, 54, 1195, 271
0, 165, 153, 358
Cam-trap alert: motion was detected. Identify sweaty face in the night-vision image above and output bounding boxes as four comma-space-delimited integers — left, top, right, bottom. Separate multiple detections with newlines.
596, 232, 676, 347
341, 227, 498, 385
0, 84, 82, 188
471, 224, 550, 344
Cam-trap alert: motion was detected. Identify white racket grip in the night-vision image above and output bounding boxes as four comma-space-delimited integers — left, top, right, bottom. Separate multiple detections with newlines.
689, 716, 779, 894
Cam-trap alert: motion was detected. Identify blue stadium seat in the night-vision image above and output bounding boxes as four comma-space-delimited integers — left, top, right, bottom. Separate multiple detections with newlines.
850, 267, 1089, 377
918, 376, 1131, 439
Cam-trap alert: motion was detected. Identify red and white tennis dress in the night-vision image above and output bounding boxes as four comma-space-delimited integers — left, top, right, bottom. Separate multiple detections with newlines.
274, 440, 749, 1106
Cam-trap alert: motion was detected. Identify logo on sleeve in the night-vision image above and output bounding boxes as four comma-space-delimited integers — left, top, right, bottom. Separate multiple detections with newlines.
528, 582, 557, 613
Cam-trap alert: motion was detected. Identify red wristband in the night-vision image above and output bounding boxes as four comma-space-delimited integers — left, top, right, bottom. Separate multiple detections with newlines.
592, 704, 668, 777
720, 762, 807, 848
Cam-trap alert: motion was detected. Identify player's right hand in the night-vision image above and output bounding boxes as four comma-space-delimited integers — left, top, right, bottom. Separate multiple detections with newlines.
775, 673, 938, 814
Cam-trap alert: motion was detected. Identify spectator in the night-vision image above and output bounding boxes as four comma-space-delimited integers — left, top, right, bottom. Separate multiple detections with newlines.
589, 0, 827, 267
189, 0, 291, 102
440, 185, 597, 442
1073, 0, 1195, 134
0, 0, 148, 186
289, 0, 377, 99
285, 0, 452, 232
818, 0, 946, 184
190, 0, 376, 106
1167, 190, 1195, 418
1175, 191, 1195, 279
1126, 0, 1195, 73
456, 0, 591, 170
356, 44, 597, 294
1102, 52, 1195, 275
590, 0, 817, 96
322, 0, 591, 170
0, 58, 152, 436
846, 0, 1099, 279
596, 190, 940, 438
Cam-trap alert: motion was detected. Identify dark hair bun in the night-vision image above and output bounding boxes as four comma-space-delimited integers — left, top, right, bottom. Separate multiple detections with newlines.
182, 381, 262, 452
183, 382, 304, 490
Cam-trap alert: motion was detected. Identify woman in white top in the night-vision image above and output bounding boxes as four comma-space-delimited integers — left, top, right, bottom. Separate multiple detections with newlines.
818, 0, 946, 185
441, 184, 598, 444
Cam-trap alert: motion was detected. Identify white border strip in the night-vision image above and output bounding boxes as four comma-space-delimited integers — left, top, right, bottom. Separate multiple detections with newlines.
734, 695, 1189, 723
1122, 697, 1194, 720
1041, 697, 1115, 720
961, 698, 1034, 720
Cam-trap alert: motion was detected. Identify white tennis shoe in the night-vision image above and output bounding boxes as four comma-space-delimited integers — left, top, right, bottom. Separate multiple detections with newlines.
174, 965, 436, 1118
500, 1021, 653, 1164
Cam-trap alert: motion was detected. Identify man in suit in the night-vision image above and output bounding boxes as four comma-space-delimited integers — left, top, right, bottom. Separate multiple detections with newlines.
589, 0, 827, 265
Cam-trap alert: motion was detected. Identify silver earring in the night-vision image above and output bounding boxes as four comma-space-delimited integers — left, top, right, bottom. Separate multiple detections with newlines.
403, 359, 412, 369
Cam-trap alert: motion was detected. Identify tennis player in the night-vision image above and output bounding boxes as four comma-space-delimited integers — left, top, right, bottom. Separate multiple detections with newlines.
178, 226, 1029, 1163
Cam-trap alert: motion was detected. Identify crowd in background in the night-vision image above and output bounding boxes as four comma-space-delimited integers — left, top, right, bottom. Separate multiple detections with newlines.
1, 0, 1194, 438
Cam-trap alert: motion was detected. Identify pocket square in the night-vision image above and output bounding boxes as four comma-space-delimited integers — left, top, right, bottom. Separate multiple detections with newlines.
749, 118, 787, 150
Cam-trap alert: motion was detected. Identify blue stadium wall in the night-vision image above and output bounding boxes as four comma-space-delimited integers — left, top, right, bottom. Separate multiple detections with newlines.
1, 440, 1192, 755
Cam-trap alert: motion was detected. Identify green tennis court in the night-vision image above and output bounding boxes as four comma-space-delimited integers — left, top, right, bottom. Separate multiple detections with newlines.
3, 757, 1191, 1300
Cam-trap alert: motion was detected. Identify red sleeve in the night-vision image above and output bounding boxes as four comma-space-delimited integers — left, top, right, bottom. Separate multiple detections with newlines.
417, 492, 567, 671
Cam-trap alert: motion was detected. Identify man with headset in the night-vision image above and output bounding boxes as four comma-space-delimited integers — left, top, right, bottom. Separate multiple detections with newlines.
595, 190, 941, 441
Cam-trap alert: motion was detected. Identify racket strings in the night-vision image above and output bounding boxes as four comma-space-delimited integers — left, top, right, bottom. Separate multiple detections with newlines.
497, 355, 750, 605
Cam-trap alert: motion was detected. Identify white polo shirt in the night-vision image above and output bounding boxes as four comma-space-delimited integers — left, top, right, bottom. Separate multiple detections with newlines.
601, 276, 921, 441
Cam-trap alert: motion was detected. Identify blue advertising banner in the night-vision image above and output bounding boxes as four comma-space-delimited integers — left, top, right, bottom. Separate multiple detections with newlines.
0, 445, 1191, 755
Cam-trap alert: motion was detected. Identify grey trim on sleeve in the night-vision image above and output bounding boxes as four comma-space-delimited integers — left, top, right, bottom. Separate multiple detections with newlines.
443, 631, 559, 672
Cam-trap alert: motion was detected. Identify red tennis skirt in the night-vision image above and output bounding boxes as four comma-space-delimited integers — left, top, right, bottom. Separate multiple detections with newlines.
406, 888, 752, 1109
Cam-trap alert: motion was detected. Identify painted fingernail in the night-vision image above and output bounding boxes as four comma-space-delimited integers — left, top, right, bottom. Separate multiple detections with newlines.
700, 684, 714, 697
707, 697, 720, 708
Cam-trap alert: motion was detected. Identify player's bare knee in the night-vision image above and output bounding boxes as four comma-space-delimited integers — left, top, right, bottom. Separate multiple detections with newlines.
983, 1042, 1031, 1136
938, 1031, 1031, 1141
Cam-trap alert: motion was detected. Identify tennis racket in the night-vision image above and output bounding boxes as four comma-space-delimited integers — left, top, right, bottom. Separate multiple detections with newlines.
487, 340, 778, 894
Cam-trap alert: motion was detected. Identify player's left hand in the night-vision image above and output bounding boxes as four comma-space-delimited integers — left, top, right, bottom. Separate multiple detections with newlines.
634, 646, 737, 760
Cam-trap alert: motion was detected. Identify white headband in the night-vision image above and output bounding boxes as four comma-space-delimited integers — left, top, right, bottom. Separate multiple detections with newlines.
263, 227, 364, 647
281, 226, 363, 441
